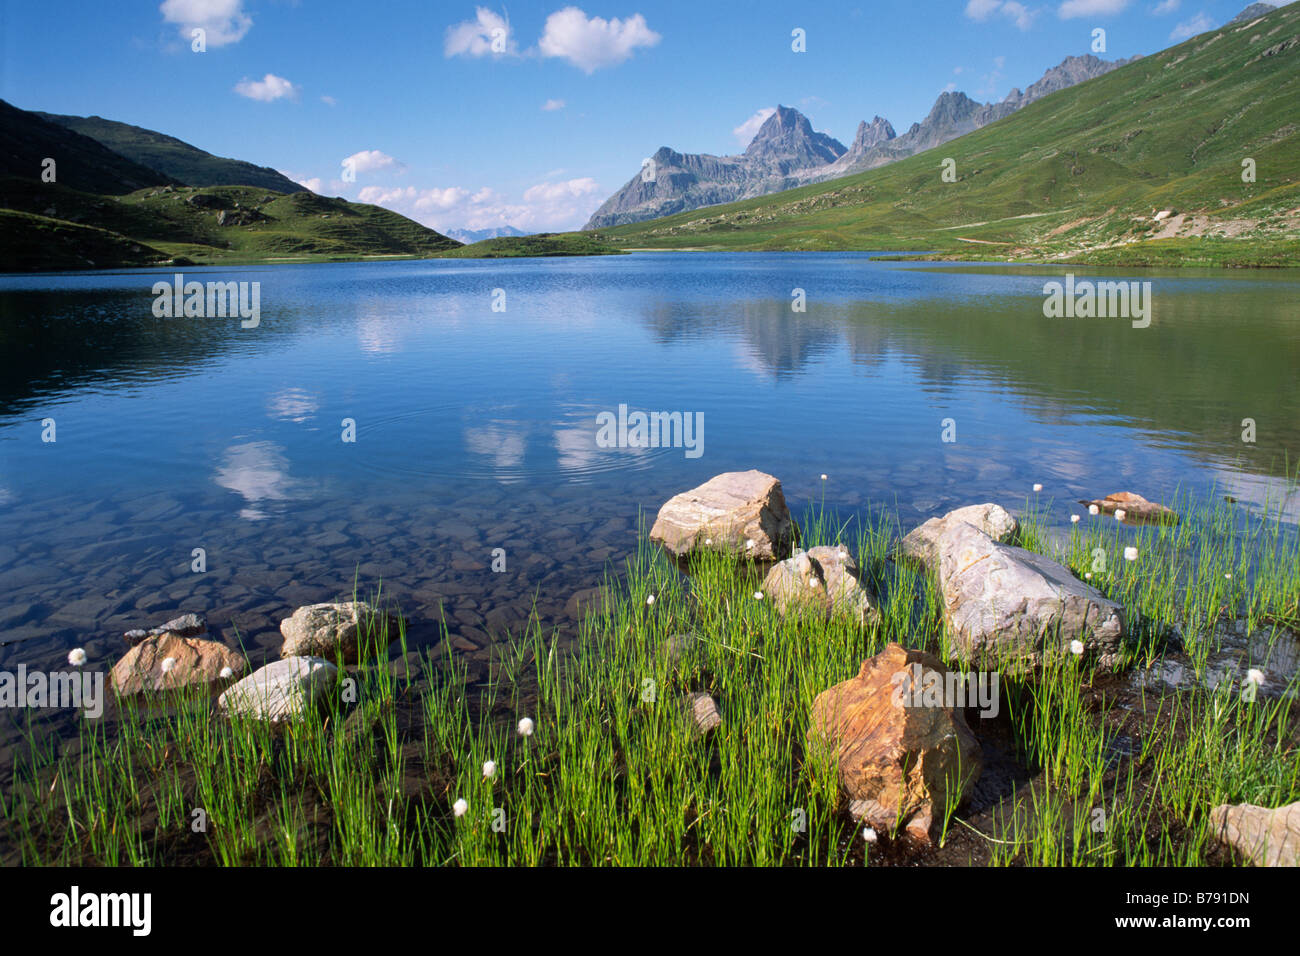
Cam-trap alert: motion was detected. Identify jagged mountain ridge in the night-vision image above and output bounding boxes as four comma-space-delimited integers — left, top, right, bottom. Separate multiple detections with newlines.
583, 106, 845, 229
584, 54, 1133, 229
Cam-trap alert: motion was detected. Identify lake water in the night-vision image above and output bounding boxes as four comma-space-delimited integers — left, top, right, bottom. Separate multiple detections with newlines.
1, 252, 1297, 683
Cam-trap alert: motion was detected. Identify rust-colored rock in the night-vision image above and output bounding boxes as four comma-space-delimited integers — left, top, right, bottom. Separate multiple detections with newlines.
807, 642, 982, 842
111, 632, 246, 695
1080, 491, 1179, 525
649, 470, 796, 561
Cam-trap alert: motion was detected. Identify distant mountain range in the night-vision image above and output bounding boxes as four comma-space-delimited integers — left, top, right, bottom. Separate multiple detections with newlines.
595, 0, 1300, 267
446, 224, 529, 243
584, 54, 1134, 229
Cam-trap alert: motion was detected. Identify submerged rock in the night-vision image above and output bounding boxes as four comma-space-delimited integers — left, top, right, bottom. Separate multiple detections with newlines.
1080, 491, 1179, 525
124, 612, 207, 645
807, 642, 982, 844
760, 546, 879, 624
936, 522, 1124, 668
899, 503, 1019, 570
280, 601, 395, 664
218, 656, 338, 723
649, 470, 796, 561
111, 632, 245, 695
1210, 801, 1300, 867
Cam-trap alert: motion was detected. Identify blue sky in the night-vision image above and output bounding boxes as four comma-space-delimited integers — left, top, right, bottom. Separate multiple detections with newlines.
0, 0, 1284, 232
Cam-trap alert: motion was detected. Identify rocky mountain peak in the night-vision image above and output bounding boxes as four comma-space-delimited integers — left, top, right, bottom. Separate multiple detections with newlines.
744, 105, 846, 166
850, 115, 897, 153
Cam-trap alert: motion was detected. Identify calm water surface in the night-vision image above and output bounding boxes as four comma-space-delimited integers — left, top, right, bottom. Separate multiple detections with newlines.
1, 253, 1297, 678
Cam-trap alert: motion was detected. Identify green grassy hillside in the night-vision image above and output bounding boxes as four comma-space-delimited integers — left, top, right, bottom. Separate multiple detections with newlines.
36, 112, 307, 194
0, 99, 176, 196
439, 233, 624, 258
0, 178, 461, 271
594, 4, 1300, 265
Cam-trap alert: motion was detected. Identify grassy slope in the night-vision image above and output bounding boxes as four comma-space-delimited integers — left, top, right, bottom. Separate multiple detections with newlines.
0, 99, 176, 196
0, 179, 461, 271
594, 5, 1300, 265
438, 232, 625, 258
0, 209, 167, 271
37, 112, 307, 194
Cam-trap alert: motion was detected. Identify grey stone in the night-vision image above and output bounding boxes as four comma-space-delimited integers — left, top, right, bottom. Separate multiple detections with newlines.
900, 503, 1019, 571
217, 656, 338, 723
760, 546, 879, 624
936, 521, 1124, 668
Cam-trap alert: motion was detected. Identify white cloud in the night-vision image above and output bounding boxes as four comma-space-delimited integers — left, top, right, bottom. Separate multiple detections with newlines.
965, 0, 1038, 30
1152, 0, 1180, 13
355, 176, 603, 234
965, 0, 1004, 18
160, 0, 251, 47
1059, 0, 1129, 18
297, 177, 323, 193
233, 73, 299, 102
342, 150, 399, 175
733, 107, 775, 146
522, 177, 600, 203
320, 95, 337, 106
1170, 11, 1215, 37
445, 7, 517, 57
1001, 1, 1037, 29
538, 7, 661, 72
542, 98, 566, 111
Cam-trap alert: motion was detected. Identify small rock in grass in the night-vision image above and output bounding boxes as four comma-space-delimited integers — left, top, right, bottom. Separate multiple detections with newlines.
218, 656, 338, 723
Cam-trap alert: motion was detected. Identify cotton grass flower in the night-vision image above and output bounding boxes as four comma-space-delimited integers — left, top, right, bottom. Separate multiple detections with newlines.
1070, 514, 1080, 523
1114, 508, 1127, 521
1070, 640, 1085, 656
646, 594, 655, 606
1084, 572, 1093, 580
1245, 668, 1265, 687
1089, 504, 1100, 515
452, 798, 468, 817
745, 539, 755, 550
161, 657, 176, 673
1124, 546, 1138, 562
753, 590, 764, 600
67, 648, 87, 667
862, 826, 878, 844
517, 717, 535, 737
482, 760, 497, 779
1033, 483, 1043, 492
820, 474, 828, 481
219, 666, 234, 679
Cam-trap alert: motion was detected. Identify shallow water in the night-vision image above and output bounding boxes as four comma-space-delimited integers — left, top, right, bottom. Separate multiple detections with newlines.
1, 253, 1297, 679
